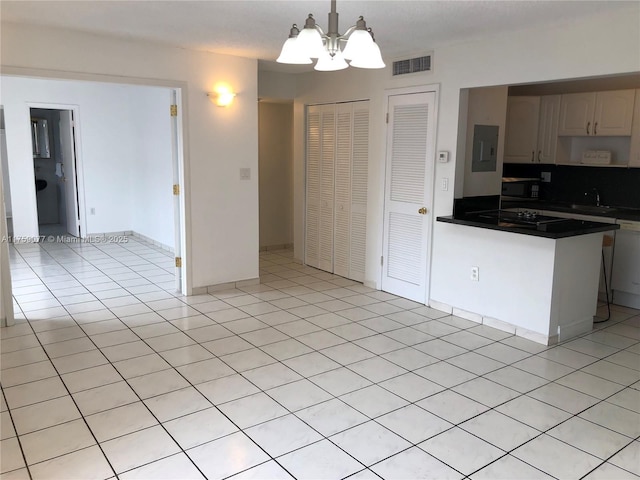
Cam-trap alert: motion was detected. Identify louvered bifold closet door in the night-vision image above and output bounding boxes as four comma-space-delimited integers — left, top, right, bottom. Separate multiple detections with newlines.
306, 101, 369, 281
381, 92, 436, 303
319, 105, 336, 272
333, 103, 353, 279
305, 106, 321, 268
349, 101, 369, 282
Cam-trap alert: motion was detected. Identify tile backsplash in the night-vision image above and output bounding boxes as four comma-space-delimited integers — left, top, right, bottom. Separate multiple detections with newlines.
502, 163, 640, 209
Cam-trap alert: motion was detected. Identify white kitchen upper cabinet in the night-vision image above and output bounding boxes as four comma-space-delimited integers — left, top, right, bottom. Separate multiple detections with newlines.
629, 89, 640, 167
558, 92, 595, 136
595, 90, 635, 136
559, 90, 635, 136
536, 95, 561, 163
504, 96, 540, 163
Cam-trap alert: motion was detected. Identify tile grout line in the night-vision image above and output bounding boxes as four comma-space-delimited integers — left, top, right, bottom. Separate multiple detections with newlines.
4, 242, 640, 479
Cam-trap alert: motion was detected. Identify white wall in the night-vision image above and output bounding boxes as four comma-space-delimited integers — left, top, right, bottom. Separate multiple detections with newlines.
2, 77, 136, 235
1, 77, 174, 246
130, 88, 174, 248
1, 22, 259, 291
0, 148, 13, 327
287, 4, 640, 301
258, 71, 296, 101
462, 86, 508, 197
258, 102, 293, 248
1, 128, 11, 217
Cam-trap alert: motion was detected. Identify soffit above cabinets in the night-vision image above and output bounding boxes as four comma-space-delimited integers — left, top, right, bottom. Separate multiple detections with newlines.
509, 73, 640, 97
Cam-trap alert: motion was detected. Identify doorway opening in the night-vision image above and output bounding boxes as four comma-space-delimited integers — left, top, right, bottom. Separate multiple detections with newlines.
2, 77, 188, 301
31, 108, 81, 238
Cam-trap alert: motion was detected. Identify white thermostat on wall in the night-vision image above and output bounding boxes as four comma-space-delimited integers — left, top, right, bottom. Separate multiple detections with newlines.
438, 151, 449, 163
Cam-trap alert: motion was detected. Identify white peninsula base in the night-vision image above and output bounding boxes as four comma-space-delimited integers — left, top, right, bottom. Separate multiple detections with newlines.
430, 222, 608, 345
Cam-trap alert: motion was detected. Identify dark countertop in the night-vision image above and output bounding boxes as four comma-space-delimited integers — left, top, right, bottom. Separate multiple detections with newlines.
437, 211, 620, 239
500, 200, 640, 222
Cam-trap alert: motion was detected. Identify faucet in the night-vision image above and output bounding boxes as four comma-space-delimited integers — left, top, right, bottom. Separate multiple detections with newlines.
585, 188, 601, 206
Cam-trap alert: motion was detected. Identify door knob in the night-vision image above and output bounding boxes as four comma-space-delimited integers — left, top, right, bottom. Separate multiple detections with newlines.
418, 207, 427, 215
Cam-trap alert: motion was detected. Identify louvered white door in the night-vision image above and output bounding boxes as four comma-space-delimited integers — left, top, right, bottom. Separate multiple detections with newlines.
319, 105, 336, 272
333, 101, 369, 282
306, 104, 336, 271
349, 102, 369, 282
381, 92, 436, 303
305, 106, 321, 268
333, 103, 352, 278
306, 101, 369, 281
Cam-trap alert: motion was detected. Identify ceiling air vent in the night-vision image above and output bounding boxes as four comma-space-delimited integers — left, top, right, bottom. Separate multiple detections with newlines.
392, 55, 432, 76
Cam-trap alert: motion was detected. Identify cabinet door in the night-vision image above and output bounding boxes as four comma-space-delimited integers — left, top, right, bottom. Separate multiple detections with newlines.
629, 89, 640, 167
504, 96, 540, 163
536, 95, 561, 163
594, 89, 635, 136
558, 92, 596, 136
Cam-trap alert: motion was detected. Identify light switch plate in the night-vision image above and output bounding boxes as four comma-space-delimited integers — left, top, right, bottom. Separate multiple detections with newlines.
240, 168, 251, 180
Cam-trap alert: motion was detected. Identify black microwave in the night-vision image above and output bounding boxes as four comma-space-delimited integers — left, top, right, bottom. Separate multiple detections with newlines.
501, 178, 540, 199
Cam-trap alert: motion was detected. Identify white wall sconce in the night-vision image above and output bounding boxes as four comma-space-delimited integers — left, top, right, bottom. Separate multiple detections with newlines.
207, 88, 236, 107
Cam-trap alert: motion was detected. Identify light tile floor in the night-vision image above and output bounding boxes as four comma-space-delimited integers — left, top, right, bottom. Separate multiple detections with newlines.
1, 236, 639, 480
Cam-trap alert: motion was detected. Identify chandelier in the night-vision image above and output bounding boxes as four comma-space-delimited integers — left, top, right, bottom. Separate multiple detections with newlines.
277, 0, 385, 71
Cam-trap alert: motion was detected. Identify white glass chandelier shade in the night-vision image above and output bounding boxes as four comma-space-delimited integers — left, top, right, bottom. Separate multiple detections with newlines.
276, 24, 313, 64
348, 40, 385, 69
276, 38, 312, 64
341, 29, 373, 60
314, 49, 348, 71
277, 0, 385, 70
297, 23, 325, 59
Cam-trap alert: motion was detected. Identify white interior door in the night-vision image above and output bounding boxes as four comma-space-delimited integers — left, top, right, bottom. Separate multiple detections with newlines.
58, 110, 81, 237
305, 106, 321, 269
319, 106, 335, 272
170, 90, 182, 293
381, 92, 436, 303
333, 103, 352, 278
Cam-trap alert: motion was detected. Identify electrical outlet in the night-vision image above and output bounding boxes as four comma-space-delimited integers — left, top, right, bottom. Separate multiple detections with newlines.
541, 172, 551, 183
471, 266, 479, 281
441, 178, 449, 191
90, 208, 96, 215
240, 168, 251, 180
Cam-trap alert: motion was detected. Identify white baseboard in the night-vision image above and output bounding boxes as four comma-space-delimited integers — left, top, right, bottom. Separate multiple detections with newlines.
452, 307, 483, 324
205, 277, 260, 294
557, 316, 594, 343
129, 232, 174, 254
259, 243, 293, 252
428, 300, 453, 315
483, 316, 516, 335
428, 299, 556, 346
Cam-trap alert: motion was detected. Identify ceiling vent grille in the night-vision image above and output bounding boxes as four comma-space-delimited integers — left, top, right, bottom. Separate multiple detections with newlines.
392, 55, 432, 76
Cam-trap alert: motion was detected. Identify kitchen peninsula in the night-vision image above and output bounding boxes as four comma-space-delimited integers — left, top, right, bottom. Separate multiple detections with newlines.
432, 206, 619, 345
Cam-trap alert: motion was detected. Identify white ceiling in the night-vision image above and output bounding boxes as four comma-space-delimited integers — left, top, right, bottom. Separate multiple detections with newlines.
1, 1, 633, 73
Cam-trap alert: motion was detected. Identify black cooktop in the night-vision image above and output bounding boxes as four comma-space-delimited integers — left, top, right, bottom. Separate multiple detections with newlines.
477, 210, 569, 228
438, 208, 620, 238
